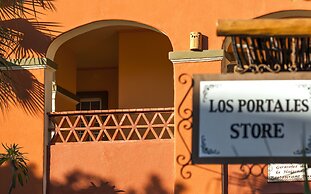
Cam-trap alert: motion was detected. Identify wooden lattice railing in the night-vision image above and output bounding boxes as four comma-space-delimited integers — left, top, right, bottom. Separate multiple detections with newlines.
48, 108, 174, 144
217, 19, 311, 73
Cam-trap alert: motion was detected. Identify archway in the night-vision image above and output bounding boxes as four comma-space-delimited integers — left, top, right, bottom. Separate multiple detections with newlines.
47, 20, 174, 111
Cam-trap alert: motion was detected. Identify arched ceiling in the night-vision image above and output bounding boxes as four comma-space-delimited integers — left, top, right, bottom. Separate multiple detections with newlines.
47, 20, 168, 69
62, 26, 144, 69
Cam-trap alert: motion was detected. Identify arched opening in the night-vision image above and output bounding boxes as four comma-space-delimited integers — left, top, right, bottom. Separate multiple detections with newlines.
221, 10, 311, 73
47, 20, 174, 111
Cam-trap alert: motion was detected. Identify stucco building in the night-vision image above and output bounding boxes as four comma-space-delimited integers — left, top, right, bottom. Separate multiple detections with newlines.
1, 1, 311, 194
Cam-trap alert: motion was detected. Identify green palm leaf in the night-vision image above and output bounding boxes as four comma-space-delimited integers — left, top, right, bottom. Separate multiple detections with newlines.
0, 144, 29, 194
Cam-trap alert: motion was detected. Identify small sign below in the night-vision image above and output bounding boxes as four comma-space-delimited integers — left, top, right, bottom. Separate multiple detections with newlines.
268, 163, 311, 182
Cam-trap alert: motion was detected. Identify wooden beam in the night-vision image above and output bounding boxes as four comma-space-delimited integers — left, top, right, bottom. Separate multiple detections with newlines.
217, 19, 311, 36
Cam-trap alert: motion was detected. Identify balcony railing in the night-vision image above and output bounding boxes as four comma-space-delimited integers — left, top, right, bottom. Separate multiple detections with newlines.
217, 19, 311, 73
48, 108, 174, 144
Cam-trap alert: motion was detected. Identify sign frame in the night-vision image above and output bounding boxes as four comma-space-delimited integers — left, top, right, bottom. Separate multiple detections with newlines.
192, 72, 311, 164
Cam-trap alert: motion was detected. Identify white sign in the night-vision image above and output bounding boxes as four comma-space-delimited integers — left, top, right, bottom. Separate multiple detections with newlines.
193, 77, 311, 163
268, 163, 311, 182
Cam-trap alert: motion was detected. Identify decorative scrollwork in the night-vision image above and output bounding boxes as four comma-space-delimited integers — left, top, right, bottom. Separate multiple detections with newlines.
288, 64, 298, 72
202, 84, 218, 103
176, 73, 194, 179
177, 73, 193, 120
201, 135, 220, 155
239, 164, 268, 179
231, 36, 311, 73
176, 154, 192, 179
234, 63, 282, 74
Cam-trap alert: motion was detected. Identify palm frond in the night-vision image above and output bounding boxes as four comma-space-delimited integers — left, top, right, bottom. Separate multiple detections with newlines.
0, 19, 60, 62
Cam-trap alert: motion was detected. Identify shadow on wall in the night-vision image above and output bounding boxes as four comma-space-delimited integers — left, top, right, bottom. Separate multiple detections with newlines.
3, 162, 308, 194
0, 163, 42, 194
49, 170, 126, 194
0, 18, 59, 59
0, 69, 44, 116
0, 164, 187, 194
50, 170, 187, 194
0, 5, 58, 116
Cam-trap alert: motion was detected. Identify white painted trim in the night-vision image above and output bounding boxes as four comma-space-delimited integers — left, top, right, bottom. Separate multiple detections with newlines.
0, 64, 48, 70
0, 57, 58, 70
52, 81, 56, 112
43, 66, 55, 194
171, 56, 223, 64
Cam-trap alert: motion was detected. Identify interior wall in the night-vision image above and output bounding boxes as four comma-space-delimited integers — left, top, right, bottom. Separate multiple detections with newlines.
55, 93, 77, 111
77, 68, 119, 109
118, 30, 173, 108
54, 45, 77, 111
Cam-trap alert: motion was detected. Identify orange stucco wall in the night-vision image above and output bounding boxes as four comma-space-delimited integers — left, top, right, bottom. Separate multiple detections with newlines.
118, 30, 173, 108
49, 140, 174, 194
10, 1, 311, 194
41, 0, 311, 53
174, 61, 223, 194
0, 68, 45, 194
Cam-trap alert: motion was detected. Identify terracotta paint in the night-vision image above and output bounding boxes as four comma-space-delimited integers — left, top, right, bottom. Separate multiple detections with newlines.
2, 1, 311, 194
40, 0, 311, 52
49, 140, 174, 193
174, 61, 222, 194
0, 69, 45, 194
